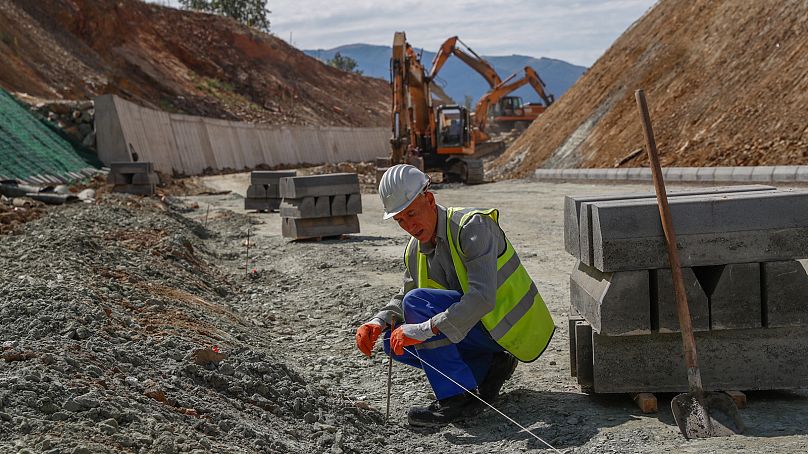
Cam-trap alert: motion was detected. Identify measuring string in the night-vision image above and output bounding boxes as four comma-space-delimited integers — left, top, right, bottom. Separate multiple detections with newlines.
396, 345, 563, 453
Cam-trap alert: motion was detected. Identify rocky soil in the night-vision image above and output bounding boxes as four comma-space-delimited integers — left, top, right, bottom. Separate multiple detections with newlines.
0, 0, 388, 127
3, 176, 808, 453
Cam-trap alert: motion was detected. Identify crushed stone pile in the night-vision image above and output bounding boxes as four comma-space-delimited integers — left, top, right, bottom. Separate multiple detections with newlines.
491, 0, 808, 179
0, 195, 386, 453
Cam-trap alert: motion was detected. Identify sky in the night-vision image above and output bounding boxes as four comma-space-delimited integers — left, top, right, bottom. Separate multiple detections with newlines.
149, 0, 658, 66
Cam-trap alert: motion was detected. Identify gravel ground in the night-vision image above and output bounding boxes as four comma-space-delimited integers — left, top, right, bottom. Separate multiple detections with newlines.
2, 177, 808, 453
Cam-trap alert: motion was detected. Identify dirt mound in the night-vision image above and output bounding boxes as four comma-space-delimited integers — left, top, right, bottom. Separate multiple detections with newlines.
0, 0, 389, 127
0, 195, 387, 452
491, 0, 808, 179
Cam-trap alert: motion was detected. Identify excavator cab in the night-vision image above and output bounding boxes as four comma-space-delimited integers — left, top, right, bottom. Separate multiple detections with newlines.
435, 105, 473, 154
496, 96, 524, 117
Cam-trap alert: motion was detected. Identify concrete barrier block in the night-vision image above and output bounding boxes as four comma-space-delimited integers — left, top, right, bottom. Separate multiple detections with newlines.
570, 261, 650, 336
282, 214, 360, 240
663, 167, 683, 182
572, 186, 775, 267
574, 321, 594, 391
750, 166, 775, 182
589, 168, 610, 180
131, 173, 160, 185
246, 184, 267, 198
796, 166, 808, 182
330, 194, 347, 216
712, 167, 735, 182
280, 173, 360, 198
251, 170, 296, 185
772, 166, 798, 182
568, 308, 585, 377
654, 268, 709, 332
626, 168, 644, 181
764, 261, 808, 327
315, 196, 331, 217
108, 172, 130, 185
679, 167, 699, 182
707, 263, 762, 330
346, 193, 363, 214
280, 197, 318, 219
731, 167, 754, 181
695, 167, 716, 181
111, 162, 153, 175
591, 190, 808, 271
591, 327, 808, 393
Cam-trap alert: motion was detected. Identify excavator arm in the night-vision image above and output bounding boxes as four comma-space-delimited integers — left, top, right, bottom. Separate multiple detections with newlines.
524, 66, 555, 107
428, 36, 501, 88
390, 32, 434, 164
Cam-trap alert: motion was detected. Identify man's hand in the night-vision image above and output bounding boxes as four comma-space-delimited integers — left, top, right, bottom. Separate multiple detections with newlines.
355, 320, 383, 357
390, 320, 436, 355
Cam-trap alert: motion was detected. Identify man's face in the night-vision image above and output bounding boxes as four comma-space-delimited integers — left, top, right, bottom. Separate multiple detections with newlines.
393, 192, 438, 243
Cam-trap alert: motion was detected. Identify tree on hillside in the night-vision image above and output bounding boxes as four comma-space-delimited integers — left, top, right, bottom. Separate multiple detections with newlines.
327, 53, 363, 75
179, 0, 271, 33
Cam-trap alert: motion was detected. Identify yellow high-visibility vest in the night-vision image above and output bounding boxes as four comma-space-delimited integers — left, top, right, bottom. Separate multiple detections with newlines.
404, 207, 555, 362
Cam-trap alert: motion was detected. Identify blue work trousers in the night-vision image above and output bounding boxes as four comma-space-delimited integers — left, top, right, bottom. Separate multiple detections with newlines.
382, 288, 504, 400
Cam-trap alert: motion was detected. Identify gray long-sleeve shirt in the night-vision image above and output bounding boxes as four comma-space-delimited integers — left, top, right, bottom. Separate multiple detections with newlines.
373, 204, 506, 343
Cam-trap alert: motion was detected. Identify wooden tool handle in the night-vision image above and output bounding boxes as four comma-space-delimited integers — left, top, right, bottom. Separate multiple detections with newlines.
635, 90, 703, 393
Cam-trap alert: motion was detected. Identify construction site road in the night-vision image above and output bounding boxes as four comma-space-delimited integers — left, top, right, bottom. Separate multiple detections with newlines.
187, 174, 808, 453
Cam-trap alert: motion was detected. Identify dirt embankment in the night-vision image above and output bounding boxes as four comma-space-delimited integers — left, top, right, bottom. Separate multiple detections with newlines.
0, 0, 389, 127
491, 0, 808, 179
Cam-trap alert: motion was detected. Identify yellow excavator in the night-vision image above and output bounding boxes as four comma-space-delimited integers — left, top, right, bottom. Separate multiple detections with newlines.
389, 32, 484, 184
475, 66, 555, 137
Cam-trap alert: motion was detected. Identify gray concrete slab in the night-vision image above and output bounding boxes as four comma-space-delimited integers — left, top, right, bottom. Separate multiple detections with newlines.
111, 162, 153, 175
279, 197, 321, 219
695, 167, 715, 181
763, 261, 808, 327
731, 167, 754, 181
772, 166, 798, 182
574, 321, 594, 391
797, 166, 808, 182
330, 194, 347, 216
591, 327, 808, 393
281, 215, 360, 239
251, 170, 296, 185
708, 263, 762, 330
131, 173, 160, 185
591, 190, 808, 271
570, 185, 775, 266
279, 173, 360, 198
654, 268, 709, 333
678, 167, 699, 182
346, 193, 363, 214
569, 261, 651, 336
712, 167, 735, 182
568, 309, 585, 377
246, 185, 267, 199
315, 196, 331, 218
750, 166, 775, 182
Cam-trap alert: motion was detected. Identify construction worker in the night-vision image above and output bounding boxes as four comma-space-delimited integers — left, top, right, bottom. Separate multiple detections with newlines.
355, 164, 556, 427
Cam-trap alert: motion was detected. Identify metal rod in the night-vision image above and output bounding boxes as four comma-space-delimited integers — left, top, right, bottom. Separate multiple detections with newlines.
385, 322, 394, 422
245, 225, 251, 276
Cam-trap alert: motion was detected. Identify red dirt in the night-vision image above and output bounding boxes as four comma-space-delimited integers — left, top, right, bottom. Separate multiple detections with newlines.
0, 0, 389, 127
491, 0, 808, 179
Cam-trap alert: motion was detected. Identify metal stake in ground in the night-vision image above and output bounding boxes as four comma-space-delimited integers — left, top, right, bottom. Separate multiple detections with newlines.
245, 225, 251, 277
386, 322, 394, 422
635, 89, 744, 439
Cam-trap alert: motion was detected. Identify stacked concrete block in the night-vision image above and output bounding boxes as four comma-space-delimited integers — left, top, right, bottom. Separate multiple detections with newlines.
566, 187, 808, 393
245, 171, 295, 212
375, 156, 391, 186
279, 173, 361, 240
109, 162, 159, 195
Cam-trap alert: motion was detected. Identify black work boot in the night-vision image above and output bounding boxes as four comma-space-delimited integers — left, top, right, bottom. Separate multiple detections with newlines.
479, 352, 518, 402
407, 390, 485, 427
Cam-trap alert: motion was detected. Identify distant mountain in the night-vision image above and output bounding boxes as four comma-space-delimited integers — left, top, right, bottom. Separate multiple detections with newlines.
304, 44, 587, 106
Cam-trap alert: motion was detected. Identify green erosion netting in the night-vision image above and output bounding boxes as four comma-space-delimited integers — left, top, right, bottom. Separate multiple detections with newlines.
0, 88, 101, 183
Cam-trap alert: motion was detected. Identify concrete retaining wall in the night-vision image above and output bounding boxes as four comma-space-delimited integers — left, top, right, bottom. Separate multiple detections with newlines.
536, 166, 808, 184
95, 95, 389, 175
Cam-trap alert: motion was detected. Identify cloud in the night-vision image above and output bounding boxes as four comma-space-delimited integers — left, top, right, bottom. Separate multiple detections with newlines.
147, 0, 657, 66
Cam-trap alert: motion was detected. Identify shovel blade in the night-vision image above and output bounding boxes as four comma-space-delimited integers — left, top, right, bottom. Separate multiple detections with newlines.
671, 391, 745, 439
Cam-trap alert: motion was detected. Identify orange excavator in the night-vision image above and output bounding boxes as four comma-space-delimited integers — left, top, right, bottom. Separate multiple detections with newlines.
475, 66, 555, 136
427, 36, 502, 89
389, 32, 484, 184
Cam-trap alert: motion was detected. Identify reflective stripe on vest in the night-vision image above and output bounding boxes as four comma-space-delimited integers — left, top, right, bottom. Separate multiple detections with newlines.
444, 207, 555, 362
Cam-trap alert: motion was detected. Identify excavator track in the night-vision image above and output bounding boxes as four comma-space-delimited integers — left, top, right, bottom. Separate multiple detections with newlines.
460, 157, 485, 185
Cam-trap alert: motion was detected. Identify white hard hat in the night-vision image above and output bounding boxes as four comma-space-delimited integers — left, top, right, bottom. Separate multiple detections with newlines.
378, 164, 430, 220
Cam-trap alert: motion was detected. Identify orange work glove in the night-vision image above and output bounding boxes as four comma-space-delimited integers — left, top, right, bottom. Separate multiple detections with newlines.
390, 321, 436, 355
355, 321, 383, 357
